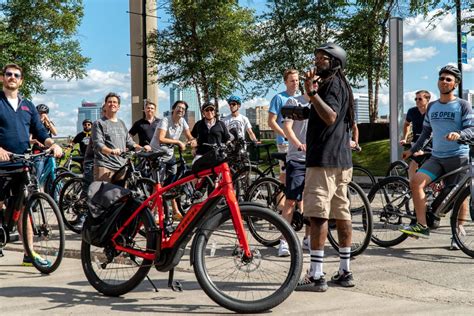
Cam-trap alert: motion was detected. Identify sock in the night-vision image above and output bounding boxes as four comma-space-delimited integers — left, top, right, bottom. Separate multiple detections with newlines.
339, 247, 351, 273
309, 250, 324, 279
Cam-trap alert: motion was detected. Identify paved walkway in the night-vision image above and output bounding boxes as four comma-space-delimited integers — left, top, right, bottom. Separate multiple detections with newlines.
0, 217, 473, 315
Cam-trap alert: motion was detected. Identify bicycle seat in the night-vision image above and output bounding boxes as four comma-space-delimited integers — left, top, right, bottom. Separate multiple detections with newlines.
270, 152, 287, 162
72, 156, 84, 163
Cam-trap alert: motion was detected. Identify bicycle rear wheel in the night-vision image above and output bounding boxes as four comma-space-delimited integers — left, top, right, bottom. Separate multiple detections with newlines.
51, 171, 77, 203
451, 186, 474, 257
59, 177, 88, 234
81, 208, 156, 296
367, 176, 415, 247
22, 192, 65, 274
232, 165, 264, 201
327, 182, 373, 257
193, 204, 302, 313
245, 177, 286, 246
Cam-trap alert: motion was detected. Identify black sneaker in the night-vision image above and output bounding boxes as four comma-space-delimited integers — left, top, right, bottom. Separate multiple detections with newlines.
295, 273, 328, 292
331, 270, 355, 287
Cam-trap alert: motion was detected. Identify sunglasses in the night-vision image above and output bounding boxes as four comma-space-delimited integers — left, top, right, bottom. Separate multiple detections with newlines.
414, 97, 424, 101
229, 102, 239, 106
438, 76, 454, 83
204, 108, 215, 112
315, 56, 331, 62
83, 123, 92, 126
4, 71, 21, 79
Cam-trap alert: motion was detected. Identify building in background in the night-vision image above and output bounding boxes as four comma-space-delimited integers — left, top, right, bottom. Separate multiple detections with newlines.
463, 89, 474, 105
246, 105, 270, 131
354, 94, 370, 123
169, 82, 201, 122
77, 100, 102, 133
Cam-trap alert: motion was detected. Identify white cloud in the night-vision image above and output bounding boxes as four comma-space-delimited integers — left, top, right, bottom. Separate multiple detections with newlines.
242, 97, 270, 110
461, 57, 474, 73
404, 10, 457, 45
404, 46, 439, 63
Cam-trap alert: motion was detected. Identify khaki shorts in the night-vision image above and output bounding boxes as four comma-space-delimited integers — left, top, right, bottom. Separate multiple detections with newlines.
303, 167, 352, 220
94, 166, 126, 183
277, 144, 288, 173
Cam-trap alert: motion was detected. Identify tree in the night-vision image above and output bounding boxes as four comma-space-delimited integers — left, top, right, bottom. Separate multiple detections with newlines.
148, 0, 254, 106
244, 0, 348, 97
0, 0, 90, 97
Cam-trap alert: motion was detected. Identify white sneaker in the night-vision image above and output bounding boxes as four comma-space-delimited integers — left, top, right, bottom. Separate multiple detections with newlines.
450, 238, 460, 250
278, 240, 290, 257
302, 237, 310, 251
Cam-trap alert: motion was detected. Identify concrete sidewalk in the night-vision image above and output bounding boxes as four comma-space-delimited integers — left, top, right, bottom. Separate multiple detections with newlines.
0, 217, 473, 315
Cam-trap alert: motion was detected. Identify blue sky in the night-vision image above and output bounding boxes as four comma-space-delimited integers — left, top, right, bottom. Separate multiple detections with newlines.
32, 0, 474, 137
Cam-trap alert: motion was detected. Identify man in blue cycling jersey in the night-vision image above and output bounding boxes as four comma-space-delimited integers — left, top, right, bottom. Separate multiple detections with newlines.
400, 65, 474, 239
0, 63, 63, 267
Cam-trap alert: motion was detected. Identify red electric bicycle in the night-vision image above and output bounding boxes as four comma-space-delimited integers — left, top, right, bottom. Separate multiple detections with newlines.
81, 145, 303, 313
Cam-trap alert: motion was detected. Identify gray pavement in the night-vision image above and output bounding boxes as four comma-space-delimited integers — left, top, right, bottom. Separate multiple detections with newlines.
1, 217, 473, 315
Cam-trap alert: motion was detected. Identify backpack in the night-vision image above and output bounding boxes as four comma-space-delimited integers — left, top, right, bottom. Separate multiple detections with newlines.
82, 181, 140, 247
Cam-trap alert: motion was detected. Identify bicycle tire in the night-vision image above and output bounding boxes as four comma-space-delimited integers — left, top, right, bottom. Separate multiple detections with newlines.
386, 160, 409, 178
245, 177, 286, 247
367, 176, 415, 247
352, 165, 376, 191
232, 165, 265, 201
59, 177, 88, 234
22, 192, 65, 274
81, 208, 156, 296
327, 182, 373, 257
451, 186, 474, 257
193, 204, 302, 313
51, 171, 77, 203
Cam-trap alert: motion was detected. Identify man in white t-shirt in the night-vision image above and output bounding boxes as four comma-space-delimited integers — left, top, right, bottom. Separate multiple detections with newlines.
222, 95, 258, 142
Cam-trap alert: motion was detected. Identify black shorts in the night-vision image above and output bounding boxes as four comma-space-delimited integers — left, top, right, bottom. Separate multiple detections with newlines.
285, 160, 306, 201
0, 175, 23, 201
418, 156, 468, 186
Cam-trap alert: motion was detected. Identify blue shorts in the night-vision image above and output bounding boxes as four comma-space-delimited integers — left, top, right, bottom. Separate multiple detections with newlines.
285, 160, 306, 201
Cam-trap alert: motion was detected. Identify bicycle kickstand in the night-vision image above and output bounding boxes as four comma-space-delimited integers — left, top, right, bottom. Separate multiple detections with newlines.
168, 268, 183, 292
131, 257, 159, 292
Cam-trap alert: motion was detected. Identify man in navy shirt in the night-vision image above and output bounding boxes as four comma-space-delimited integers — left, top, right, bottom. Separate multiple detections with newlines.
0, 63, 62, 267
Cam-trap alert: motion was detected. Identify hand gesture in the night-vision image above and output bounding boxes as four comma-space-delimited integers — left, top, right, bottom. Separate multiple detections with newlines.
304, 68, 318, 96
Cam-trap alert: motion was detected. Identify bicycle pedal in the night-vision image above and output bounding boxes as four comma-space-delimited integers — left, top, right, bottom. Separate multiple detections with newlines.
169, 281, 183, 292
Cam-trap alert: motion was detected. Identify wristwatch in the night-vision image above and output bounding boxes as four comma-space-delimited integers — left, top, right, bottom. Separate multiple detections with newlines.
308, 90, 317, 97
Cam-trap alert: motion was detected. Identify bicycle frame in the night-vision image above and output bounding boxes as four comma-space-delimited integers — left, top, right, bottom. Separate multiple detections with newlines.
110, 161, 252, 261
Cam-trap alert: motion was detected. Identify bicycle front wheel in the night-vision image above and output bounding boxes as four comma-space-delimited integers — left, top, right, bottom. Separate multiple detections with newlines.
81, 208, 156, 296
327, 182, 373, 257
245, 177, 286, 246
22, 192, 65, 274
451, 186, 474, 257
352, 165, 376, 191
367, 176, 415, 247
193, 204, 302, 313
386, 160, 409, 178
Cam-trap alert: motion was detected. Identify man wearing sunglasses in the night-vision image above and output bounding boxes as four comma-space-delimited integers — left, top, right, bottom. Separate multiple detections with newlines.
71, 119, 93, 156
0, 63, 63, 267
400, 90, 431, 180
222, 95, 258, 142
401, 65, 474, 240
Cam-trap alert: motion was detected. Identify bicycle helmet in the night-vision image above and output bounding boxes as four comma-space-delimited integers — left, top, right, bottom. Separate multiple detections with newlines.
439, 65, 462, 82
227, 95, 242, 105
82, 119, 92, 125
36, 104, 49, 114
315, 42, 347, 69
201, 102, 216, 111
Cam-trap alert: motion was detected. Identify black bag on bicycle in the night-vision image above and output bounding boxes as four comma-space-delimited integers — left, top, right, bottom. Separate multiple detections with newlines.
82, 181, 138, 247
192, 148, 227, 174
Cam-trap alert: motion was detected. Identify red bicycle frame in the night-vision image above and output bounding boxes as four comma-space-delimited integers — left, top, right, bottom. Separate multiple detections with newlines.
110, 161, 252, 260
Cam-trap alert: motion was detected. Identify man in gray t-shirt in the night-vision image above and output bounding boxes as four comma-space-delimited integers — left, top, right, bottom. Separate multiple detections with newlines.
92, 92, 147, 182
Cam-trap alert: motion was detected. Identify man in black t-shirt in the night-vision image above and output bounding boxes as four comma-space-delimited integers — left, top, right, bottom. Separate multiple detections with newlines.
129, 100, 160, 146
295, 43, 355, 293
72, 119, 92, 156
400, 90, 431, 180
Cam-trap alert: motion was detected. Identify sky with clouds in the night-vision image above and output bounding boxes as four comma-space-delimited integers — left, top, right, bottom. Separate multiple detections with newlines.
31, 0, 474, 137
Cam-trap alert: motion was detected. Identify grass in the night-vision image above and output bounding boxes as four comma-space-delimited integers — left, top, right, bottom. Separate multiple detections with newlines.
353, 139, 390, 176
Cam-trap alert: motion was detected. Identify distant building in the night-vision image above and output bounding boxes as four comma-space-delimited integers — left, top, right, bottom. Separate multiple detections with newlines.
169, 82, 201, 122
77, 100, 102, 133
246, 105, 270, 131
462, 89, 474, 105
354, 94, 370, 123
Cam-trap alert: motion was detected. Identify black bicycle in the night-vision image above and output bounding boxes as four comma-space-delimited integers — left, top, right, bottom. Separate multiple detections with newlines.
0, 151, 65, 273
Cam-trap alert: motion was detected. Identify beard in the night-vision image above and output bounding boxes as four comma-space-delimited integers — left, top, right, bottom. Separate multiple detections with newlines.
84, 127, 91, 132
